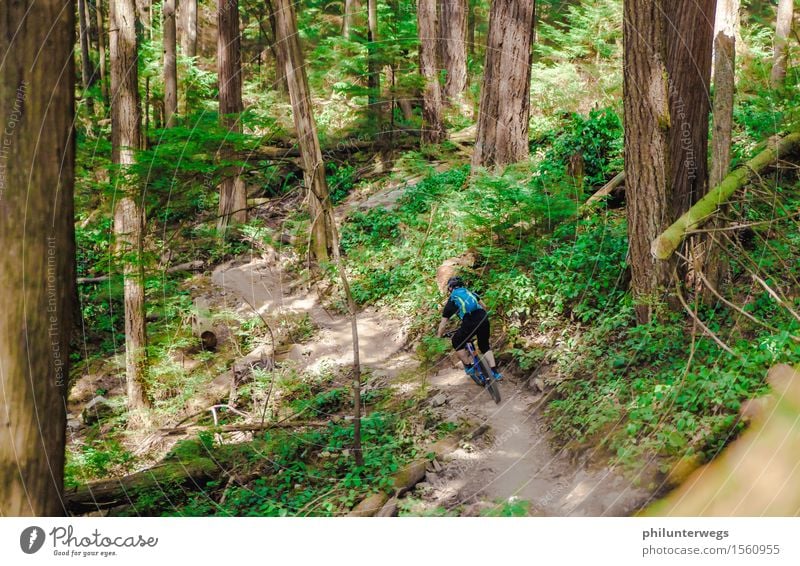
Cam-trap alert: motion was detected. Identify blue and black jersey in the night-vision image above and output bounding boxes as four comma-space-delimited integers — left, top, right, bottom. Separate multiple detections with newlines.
442, 287, 483, 320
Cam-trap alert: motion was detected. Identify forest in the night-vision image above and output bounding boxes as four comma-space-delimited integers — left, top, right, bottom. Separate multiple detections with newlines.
1, 0, 800, 518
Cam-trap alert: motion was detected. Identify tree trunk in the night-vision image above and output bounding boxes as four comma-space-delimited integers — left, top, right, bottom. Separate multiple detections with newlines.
95, 0, 108, 102
622, 0, 673, 324
343, 0, 360, 39
440, 0, 468, 105
180, 0, 198, 58
710, 0, 737, 189
418, 0, 446, 143
217, 0, 247, 233
467, 0, 475, 58
111, 0, 150, 415
139, 0, 151, 146
771, 0, 794, 87
163, 0, 178, 127
78, 0, 96, 104
0, 0, 75, 517
664, 0, 716, 219
273, 0, 332, 261
664, 0, 716, 306
705, 0, 738, 298
265, 0, 289, 95
367, 0, 381, 125
472, 0, 534, 168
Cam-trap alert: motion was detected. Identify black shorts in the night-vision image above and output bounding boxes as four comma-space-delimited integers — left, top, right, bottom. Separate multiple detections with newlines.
451, 310, 491, 353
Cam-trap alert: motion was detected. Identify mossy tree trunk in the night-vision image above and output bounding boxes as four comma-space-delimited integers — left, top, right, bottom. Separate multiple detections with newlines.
0, 0, 75, 516
623, 0, 716, 323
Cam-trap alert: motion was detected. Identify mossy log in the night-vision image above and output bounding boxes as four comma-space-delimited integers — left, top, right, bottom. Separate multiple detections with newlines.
651, 132, 800, 260
64, 457, 221, 515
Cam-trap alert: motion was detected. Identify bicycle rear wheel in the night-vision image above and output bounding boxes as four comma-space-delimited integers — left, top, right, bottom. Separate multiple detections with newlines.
478, 357, 501, 404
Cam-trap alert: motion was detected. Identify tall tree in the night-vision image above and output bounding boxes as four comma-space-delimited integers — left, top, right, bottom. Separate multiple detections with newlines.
217, 0, 247, 232
710, 0, 738, 189
265, 0, 289, 94
418, 0, 445, 143
664, 0, 716, 219
622, 0, 673, 324
111, 0, 150, 415
163, 0, 178, 127
180, 0, 198, 58
273, 0, 332, 261
770, 0, 794, 87
0, 0, 75, 516
78, 0, 96, 108
367, 0, 380, 123
95, 0, 109, 101
343, 0, 360, 40
705, 0, 739, 297
440, 0, 468, 105
472, 0, 535, 168
623, 0, 716, 324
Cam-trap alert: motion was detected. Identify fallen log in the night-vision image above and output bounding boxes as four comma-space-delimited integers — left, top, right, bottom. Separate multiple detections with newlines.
651, 132, 800, 260
248, 134, 422, 162
159, 420, 330, 436
77, 260, 205, 285
64, 458, 221, 514
579, 171, 625, 216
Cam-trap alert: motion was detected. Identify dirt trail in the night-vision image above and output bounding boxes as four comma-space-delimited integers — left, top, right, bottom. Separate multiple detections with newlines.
414, 364, 651, 516
211, 255, 650, 516
209, 171, 651, 516
211, 257, 408, 374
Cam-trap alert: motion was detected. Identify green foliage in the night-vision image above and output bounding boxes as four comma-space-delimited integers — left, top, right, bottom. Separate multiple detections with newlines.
65, 440, 134, 488
536, 0, 622, 63
166, 412, 414, 516
545, 109, 624, 188
481, 497, 531, 517
340, 208, 401, 253
327, 163, 358, 204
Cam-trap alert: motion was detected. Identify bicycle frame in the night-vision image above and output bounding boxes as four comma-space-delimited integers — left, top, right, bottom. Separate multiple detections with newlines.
464, 341, 488, 384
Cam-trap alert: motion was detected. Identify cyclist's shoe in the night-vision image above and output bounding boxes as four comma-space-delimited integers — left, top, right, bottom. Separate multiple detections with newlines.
465, 364, 483, 385
492, 369, 503, 381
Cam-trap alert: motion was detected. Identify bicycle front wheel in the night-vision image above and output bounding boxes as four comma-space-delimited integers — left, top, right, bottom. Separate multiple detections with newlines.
478, 357, 501, 404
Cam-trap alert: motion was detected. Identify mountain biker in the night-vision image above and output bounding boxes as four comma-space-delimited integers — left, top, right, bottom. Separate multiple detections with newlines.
436, 276, 502, 381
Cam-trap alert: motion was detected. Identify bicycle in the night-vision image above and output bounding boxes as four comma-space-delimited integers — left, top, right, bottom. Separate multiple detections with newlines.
443, 331, 501, 404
